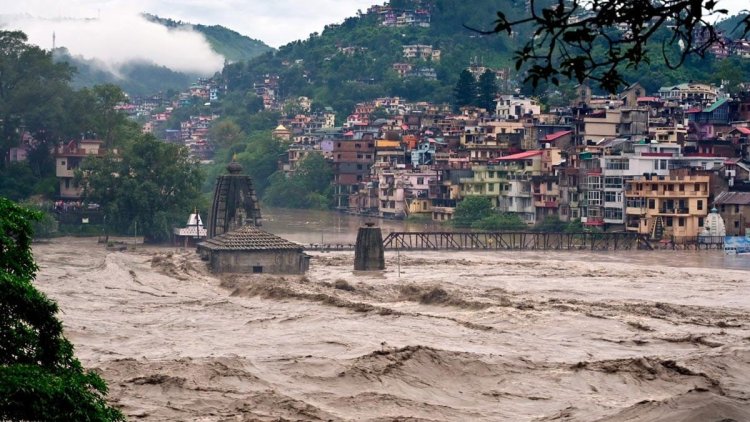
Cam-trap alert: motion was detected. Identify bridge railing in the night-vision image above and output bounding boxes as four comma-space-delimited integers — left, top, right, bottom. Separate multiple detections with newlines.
382, 231, 644, 251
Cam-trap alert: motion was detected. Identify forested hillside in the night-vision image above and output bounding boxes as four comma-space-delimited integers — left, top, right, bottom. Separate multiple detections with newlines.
53, 48, 197, 96
221, 0, 749, 115
143, 14, 273, 63
53, 15, 273, 96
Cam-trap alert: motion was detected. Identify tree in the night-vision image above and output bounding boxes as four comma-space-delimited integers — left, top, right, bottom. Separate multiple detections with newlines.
85, 84, 129, 148
210, 119, 245, 148
232, 132, 287, 195
0, 31, 73, 169
534, 215, 567, 232
476, 69, 498, 112
263, 153, 334, 209
484, 1, 750, 92
79, 135, 205, 243
453, 69, 478, 111
452, 196, 493, 228
472, 213, 527, 231
0, 197, 123, 421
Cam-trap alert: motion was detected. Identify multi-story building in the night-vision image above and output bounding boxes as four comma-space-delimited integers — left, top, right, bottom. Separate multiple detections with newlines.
625, 173, 710, 239
658, 83, 720, 106
332, 133, 376, 209
55, 139, 105, 199
378, 168, 437, 218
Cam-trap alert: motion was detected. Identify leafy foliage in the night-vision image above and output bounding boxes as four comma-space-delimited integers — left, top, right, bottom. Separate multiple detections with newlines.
476, 69, 498, 111
485, 0, 750, 93
452, 196, 493, 228
80, 135, 205, 243
453, 69, 478, 110
0, 197, 123, 421
263, 153, 334, 209
472, 213, 527, 230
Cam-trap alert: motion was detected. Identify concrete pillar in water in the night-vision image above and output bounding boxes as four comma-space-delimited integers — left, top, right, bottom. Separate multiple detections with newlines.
354, 223, 385, 271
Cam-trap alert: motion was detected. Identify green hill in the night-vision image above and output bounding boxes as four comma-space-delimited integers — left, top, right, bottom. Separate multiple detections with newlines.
53, 48, 198, 96
219, 0, 558, 114
220, 0, 748, 115
143, 14, 273, 63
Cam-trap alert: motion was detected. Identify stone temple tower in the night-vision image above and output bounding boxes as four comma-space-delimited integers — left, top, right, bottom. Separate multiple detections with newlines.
207, 158, 262, 238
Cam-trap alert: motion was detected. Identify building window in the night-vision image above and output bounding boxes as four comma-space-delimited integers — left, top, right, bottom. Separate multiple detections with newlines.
648, 199, 655, 209
697, 200, 703, 211
666, 217, 673, 227
699, 217, 704, 227
604, 177, 623, 188
735, 205, 740, 213
417, 177, 424, 185
735, 221, 740, 228
678, 217, 685, 227
605, 159, 629, 170
587, 191, 601, 205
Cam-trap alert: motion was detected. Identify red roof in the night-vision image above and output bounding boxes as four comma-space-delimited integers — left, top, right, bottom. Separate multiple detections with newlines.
641, 152, 673, 157
733, 127, 750, 135
543, 130, 572, 142
686, 107, 702, 113
494, 150, 543, 161
637, 96, 660, 103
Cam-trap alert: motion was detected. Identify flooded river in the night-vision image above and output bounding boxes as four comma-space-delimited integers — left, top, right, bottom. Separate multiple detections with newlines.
31, 208, 750, 421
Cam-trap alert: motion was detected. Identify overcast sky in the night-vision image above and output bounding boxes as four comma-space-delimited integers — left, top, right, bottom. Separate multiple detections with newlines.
0, 0, 377, 47
0, 0, 746, 76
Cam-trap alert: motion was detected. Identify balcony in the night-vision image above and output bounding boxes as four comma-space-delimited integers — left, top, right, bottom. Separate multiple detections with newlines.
625, 190, 708, 198
658, 208, 691, 215
626, 206, 647, 215
534, 200, 559, 208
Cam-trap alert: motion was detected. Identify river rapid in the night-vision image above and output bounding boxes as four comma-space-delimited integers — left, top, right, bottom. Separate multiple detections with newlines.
31, 208, 750, 421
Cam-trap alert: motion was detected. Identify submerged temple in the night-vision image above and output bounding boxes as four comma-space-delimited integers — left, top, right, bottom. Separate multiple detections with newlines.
199, 158, 309, 274
207, 159, 262, 238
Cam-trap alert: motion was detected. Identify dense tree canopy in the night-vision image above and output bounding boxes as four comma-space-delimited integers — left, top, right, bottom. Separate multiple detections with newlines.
477, 69, 498, 111
0, 197, 123, 421
79, 135, 205, 243
453, 69, 478, 111
0, 31, 137, 201
263, 153, 334, 209
452, 196, 493, 228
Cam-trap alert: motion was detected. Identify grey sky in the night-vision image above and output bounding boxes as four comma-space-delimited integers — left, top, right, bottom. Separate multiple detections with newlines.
0, 0, 746, 76
0, 0, 378, 47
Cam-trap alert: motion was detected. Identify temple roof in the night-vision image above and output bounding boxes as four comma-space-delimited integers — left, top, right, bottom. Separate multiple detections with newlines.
198, 225, 302, 251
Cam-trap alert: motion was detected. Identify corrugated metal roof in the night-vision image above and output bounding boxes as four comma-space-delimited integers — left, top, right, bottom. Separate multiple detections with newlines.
543, 130, 572, 142
495, 150, 543, 161
714, 191, 750, 205
703, 97, 729, 113
198, 225, 303, 251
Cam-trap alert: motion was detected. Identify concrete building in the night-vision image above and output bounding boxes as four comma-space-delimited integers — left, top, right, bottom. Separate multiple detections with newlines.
55, 139, 105, 199
625, 174, 710, 239
713, 191, 750, 235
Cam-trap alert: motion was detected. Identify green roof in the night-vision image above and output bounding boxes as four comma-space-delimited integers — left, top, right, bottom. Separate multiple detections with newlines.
703, 97, 729, 113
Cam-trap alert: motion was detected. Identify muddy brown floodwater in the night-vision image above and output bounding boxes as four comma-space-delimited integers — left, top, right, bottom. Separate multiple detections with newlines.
33, 234, 750, 421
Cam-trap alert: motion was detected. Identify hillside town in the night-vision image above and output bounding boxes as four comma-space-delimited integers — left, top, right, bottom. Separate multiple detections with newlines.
266, 79, 750, 241
35, 71, 750, 244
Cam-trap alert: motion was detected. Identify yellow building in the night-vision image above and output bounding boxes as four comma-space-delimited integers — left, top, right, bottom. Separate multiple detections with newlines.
625, 174, 710, 239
